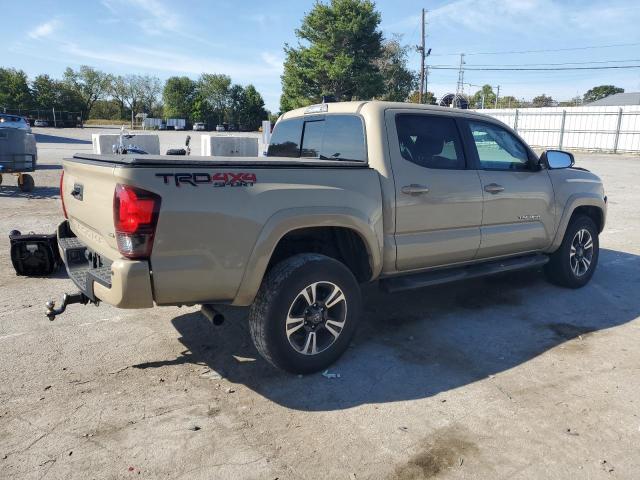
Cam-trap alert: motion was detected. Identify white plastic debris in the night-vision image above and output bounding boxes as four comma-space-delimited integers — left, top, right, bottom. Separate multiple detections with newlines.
322, 370, 341, 379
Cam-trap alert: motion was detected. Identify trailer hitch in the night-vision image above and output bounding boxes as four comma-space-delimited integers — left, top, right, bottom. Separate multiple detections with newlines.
45, 292, 94, 321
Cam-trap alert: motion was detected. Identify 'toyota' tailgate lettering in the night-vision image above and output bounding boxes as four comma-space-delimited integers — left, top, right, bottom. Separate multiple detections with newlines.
156, 173, 257, 187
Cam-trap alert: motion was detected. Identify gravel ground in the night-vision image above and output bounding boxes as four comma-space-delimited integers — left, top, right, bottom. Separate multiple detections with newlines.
1, 127, 639, 479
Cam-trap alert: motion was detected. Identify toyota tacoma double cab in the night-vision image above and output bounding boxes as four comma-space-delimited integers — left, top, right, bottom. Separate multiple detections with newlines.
50, 101, 607, 373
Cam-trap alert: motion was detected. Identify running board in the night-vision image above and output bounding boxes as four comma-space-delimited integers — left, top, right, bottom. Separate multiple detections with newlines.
380, 254, 549, 293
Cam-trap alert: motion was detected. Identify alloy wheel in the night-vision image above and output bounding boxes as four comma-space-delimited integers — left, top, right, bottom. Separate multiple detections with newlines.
285, 281, 347, 355
570, 228, 594, 277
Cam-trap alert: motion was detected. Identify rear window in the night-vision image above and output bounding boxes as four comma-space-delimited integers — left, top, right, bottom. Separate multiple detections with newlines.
267, 114, 366, 162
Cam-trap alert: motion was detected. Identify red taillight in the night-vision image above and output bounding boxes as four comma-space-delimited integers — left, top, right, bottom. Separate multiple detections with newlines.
113, 184, 161, 259
60, 171, 68, 219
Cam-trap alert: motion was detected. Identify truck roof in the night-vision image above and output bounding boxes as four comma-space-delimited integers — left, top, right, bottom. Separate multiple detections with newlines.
280, 100, 494, 122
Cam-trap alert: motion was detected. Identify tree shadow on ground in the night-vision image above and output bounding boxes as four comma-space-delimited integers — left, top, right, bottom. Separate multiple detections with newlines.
34, 133, 91, 144
135, 248, 640, 411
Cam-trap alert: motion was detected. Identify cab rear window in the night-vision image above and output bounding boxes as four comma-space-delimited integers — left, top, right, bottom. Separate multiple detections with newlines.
267, 114, 367, 162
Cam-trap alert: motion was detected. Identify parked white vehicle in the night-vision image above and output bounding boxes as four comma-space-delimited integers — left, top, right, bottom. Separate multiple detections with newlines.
167, 118, 186, 131
193, 122, 206, 131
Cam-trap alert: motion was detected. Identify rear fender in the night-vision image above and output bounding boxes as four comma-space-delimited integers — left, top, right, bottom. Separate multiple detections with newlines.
232, 206, 383, 306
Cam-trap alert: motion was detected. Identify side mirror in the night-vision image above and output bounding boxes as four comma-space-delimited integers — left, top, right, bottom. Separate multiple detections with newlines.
540, 150, 574, 169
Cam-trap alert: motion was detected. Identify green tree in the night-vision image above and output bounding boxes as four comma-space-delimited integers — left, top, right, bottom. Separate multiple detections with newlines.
138, 76, 161, 115
63, 66, 111, 119
111, 74, 161, 126
532, 94, 555, 108
407, 90, 436, 105
190, 94, 210, 123
31, 74, 59, 109
583, 85, 624, 104
227, 84, 246, 124
239, 85, 267, 130
497, 96, 521, 109
376, 36, 417, 102
0, 68, 32, 109
470, 85, 496, 109
111, 75, 138, 127
198, 73, 231, 124
163, 76, 196, 119
559, 96, 583, 107
280, 0, 384, 111
89, 99, 122, 120
32, 74, 84, 113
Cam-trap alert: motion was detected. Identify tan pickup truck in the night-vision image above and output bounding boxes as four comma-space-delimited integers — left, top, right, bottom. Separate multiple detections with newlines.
50, 101, 607, 373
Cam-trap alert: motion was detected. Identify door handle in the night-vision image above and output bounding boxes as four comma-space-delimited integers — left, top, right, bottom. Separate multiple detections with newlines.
401, 184, 430, 195
484, 183, 504, 194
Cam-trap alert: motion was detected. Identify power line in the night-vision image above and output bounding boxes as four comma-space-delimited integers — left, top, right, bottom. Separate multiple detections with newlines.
428, 41, 640, 57
429, 65, 640, 71
433, 58, 640, 67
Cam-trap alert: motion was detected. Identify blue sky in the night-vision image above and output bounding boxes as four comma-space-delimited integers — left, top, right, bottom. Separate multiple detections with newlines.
2, 0, 640, 111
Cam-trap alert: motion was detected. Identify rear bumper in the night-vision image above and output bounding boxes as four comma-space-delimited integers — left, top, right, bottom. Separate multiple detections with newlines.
57, 221, 154, 308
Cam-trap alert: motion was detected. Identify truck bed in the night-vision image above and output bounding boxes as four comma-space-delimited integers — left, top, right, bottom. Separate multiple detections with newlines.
61, 152, 382, 307
70, 153, 369, 169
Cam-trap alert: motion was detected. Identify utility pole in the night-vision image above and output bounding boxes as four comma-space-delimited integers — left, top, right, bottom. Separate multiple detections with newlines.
424, 66, 429, 102
494, 85, 500, 108
417, 8, 426, 103
454, 53, 465, 107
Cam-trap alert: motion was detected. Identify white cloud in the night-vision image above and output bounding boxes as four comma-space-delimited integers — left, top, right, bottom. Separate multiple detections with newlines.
60, 42, 282, 80
385, 0, 640, 37
28, 19, 61, 39
261, 52, 284, 72
249, 13, 281, 27
102, 0, 179, 35
101, 0, 221, 48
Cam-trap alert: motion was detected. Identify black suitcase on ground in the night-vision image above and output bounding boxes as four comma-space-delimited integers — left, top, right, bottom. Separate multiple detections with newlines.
9, 230, 62, 276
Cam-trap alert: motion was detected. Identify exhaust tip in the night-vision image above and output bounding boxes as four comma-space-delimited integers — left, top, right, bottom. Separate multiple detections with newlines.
201, 304, 225, 326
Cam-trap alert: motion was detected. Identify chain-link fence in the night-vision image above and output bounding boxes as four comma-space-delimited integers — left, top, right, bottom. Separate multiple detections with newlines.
1, 107, 83, 127
474, 105, 640, 153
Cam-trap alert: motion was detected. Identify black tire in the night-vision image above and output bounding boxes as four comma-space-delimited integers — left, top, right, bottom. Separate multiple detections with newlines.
248, 253, 361, 374
544, 215, 599, 288
18, 174, 34, 192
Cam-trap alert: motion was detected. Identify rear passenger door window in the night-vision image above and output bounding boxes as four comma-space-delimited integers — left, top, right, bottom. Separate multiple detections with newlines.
467, 121, 530, 170
395, 114, 465, 169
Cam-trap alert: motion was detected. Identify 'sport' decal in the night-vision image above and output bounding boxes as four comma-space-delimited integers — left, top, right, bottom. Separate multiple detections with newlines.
156, 172, 257, 187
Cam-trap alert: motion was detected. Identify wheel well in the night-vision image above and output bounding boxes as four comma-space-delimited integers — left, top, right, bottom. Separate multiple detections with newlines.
267, 227, 372, 283
571, 205, 604, 232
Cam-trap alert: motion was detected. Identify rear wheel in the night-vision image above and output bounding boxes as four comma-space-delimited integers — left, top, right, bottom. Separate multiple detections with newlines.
18, 174, 34, 192
545, 215, 599, 288
248, 253, 361, 374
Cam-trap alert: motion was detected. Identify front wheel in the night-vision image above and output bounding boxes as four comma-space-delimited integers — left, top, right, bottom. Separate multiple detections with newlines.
545, 215, 599, 288
248, 254, 361, 374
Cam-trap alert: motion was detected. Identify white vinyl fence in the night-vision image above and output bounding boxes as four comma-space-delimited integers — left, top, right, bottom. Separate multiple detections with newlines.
473, 105, 640, 154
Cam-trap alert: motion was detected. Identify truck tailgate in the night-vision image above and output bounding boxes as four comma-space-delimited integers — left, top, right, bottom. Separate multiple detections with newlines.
62, 159, 119, 257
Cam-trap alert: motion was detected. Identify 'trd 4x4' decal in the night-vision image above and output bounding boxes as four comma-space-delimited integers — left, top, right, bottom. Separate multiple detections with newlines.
156, 172, 257, 187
